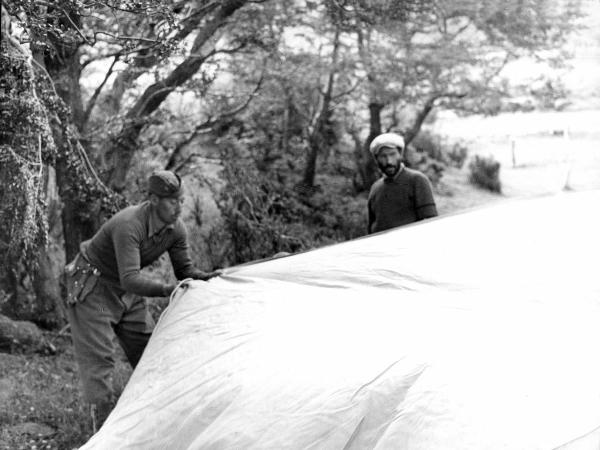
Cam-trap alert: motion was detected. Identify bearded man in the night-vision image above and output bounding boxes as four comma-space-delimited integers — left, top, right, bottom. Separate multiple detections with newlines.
367, 132, 438, 234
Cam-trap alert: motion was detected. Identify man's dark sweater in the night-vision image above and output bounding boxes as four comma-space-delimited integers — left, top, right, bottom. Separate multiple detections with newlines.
81, 201, 203, 297
368, 165, 438, 233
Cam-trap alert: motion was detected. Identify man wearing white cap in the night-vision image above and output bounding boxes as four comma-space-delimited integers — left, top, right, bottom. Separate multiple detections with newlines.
367, 132, 437, 233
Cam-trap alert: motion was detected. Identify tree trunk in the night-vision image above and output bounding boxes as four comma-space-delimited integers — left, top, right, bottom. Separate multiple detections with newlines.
32, 167, 66, 327
31, 4, 100, 265
280, 96, 292, 157
104, 0, 248, 192
103, 3, 210, 117
355, 27, 386, 192
42, 52, 97, 264
358, 101, 384, 191
0, 9, 66, 327
404, 96, 438, 145
302, 135, 321, 188
301, 28, 340, 188
3, 247, 64, 329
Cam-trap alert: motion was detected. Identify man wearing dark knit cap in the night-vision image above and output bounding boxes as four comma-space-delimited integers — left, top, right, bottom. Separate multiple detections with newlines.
65, 170, 221, 430
367, 132, 438, 234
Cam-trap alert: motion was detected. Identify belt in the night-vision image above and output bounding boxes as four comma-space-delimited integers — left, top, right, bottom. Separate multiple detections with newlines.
65, 253, 101, 305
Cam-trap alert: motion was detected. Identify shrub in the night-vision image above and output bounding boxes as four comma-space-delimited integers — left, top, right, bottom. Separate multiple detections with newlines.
211, 160, 311, 266
447, 142, 469, 168
468, 155, 502, 193
410, 131, 445, 162
406, 131, 476, 186
205, 144, 369, 266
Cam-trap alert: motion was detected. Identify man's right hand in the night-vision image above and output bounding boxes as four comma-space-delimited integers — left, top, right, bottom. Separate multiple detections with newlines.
203, 269, 223, 280
193, 270, 223, 281
163, 278, 197, 297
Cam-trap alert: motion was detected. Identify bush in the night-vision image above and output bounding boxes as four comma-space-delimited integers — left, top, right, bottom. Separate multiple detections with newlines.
406, 131, 447, 186
468, 155, 502, 193
446, 142, 469, 168
205, 142, 369, 266
211, 159, 311, 266
410, 131, 445, 162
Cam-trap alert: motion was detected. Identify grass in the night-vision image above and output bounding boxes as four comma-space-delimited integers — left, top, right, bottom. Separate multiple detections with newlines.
0, 335, 131, 450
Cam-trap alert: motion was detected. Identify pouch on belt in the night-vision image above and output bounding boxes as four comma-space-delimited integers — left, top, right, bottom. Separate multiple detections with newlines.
65, 253, 100, 305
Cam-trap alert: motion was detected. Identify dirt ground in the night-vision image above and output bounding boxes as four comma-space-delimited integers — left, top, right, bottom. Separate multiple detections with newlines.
0, 336, 131, 450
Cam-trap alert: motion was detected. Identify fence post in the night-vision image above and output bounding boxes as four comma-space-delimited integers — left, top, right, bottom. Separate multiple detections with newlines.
563, 126, 573, 191
510, 137, 517, 168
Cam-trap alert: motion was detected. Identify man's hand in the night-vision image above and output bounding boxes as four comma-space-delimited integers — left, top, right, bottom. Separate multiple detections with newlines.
198, 269, 223, 281
163, 278, 197, 297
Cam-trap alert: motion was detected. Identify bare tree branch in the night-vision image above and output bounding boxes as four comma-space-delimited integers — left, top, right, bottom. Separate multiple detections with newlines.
102, 0, 225, 116
80, 46, 159, 68
92, 30, 163, 44
301, 27, 341, 187
173, 152, 212, 172
166, 70, 265, 170
59, 7, 93, 45
81, 49, 122, 69
82, 55, 119, 130
332, 78, 362, 101
98, 0, 271, 191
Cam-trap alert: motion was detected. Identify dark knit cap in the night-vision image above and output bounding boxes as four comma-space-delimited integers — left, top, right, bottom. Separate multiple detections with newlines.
148, 170, 183, 198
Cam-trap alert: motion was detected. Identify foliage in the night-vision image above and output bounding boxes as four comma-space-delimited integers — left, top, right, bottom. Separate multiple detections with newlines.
212, 156, 312, 265
0, 41, 55, 271
410, 130, 469, 166
326, 0, 434, 30
0, 6, 125, 325
35, 75, 127, 222
409, 131, 446, 163
209, 138, 367, 266
468, 155, 502, 193
405, 130, 472, 186
220, 3, 358, 185
6, 0, 178, 58
334, 0, 582, 150
446, 141, 469, 169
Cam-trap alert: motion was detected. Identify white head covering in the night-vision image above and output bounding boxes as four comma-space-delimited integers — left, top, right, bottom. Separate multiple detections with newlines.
369, 133, 405, 157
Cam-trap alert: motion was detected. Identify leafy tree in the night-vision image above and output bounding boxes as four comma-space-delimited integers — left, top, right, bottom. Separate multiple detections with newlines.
330, 0, 582, 190
1, 0, 267, 324
214, 1, 362, 190
1, 7, 57, 323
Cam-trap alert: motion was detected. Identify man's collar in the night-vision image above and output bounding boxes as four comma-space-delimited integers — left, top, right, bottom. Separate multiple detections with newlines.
147, 202, 175, 237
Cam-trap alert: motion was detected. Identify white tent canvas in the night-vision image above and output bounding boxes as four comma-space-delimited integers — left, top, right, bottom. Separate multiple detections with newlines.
82, 190, 600, 450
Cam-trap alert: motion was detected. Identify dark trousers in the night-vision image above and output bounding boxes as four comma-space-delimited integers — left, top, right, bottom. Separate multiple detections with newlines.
66, 278, 155, 424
